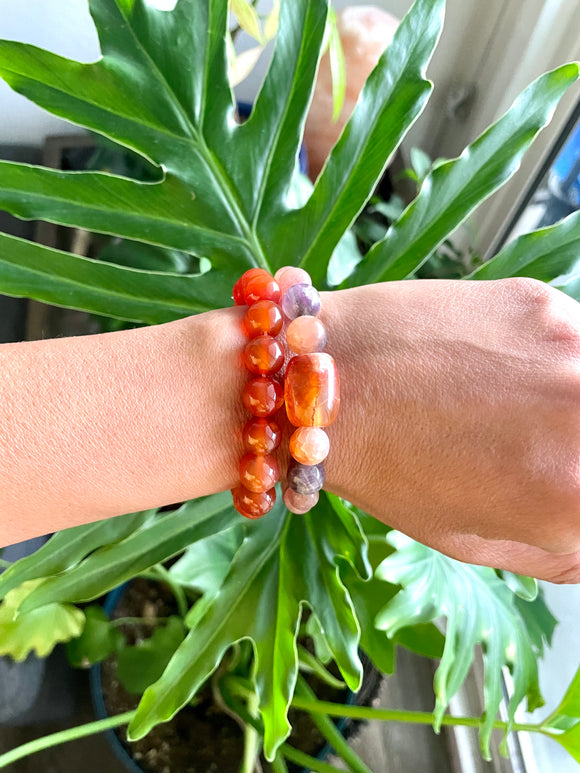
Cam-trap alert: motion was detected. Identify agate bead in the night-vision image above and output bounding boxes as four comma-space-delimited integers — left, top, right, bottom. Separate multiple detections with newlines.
243, 269, 281, 305
285, 353, 340, 427
243, 376, 284, 417
243, 300, 283, 338
239, 452, 279, 493
243, 335, 284, 376
274, 266, 312, 295
233, 277, 245, 305
286, 315, 327, 354
287, 459, 326, 495
281, 283, 321, 320
232, 484, 276, 519
283, 487, 319, 515
289, 427, 330, 465
242, 417, 281, 454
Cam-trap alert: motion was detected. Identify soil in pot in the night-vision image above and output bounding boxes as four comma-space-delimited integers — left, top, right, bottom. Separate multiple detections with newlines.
101, 579, 378, 773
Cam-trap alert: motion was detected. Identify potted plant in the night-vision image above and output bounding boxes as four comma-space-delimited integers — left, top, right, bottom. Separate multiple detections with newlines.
1, 0, 580, 770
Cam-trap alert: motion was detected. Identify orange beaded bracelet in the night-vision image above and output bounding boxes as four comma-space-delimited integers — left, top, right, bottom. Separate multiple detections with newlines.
231, 266, 339, 518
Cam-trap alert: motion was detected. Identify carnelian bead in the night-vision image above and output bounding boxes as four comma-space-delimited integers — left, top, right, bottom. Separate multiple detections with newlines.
289, 427, 330, 465
243, 300, 283, 338
287, 316, 327, 354
243, 417, 281, 454
233, 277, 245, 306
243, 335, 284, 376
285, 353, 340, 427
244, 271, 281, 304
239, 452, 279, 493
243, 376, 284, 417
232, 484, 276, 519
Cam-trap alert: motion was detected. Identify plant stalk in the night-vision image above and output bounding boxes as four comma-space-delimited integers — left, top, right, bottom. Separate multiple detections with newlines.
281, 746, 348, 773
296, 677, 373, 773
241, 689, 263, 773
139, 565, 189, 618
0, 710, 137, 769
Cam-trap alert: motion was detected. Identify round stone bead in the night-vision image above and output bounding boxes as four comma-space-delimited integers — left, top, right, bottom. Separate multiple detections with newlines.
243, 335, 285, 376
242, 269, 281, 305
286, 315, 327, 354
243, 417, 281, 455
289, 427, 330, 465
274, 266, 312, 295
233, 277, 245, 305
287, 459, 326, 495
283, 487, 319, 515
242, 376, 284, 417
285, 353, 340, 427
243, 300, 283, 338
239, 452, 279, 493
232, 484, 276, 519
281, 283, 321, 320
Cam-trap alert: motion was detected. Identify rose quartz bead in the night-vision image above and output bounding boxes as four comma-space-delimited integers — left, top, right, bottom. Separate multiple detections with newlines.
274, 266, 312, 295
283, 487, 319, 514
287, 315, 327, 354
289, 427, 330, 465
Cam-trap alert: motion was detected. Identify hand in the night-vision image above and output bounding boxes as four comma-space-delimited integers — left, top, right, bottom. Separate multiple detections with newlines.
322, 278, 580, 583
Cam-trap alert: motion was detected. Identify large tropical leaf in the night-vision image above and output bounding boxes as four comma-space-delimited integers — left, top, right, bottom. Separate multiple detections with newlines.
128, 493, 370, 760
18, 494, 238, 611
465, 210, 580, 282
345, 63, 579, 286
375, 532, 549, 759
0, 0, 446, 313
0, 508, 157, 600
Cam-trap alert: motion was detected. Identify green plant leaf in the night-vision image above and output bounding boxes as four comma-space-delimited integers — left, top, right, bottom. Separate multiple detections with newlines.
0, 233, 226, 323
375, 531, 544, 760
550, 663, 580, 720
0, 509, 157, 600
66, 605, 124, 667
231, 0, 264, 43
117, 616, 187, 694
128, 493, 368, 760
553, 721, 580, 765
347, 63, 580, 286
168, 524, 245, 593
327, 9, 346, 123
18, 493, 239, 612
513, 591, 557, 658
465, 210, 580, 282
0, 580, 84, 661
275, 0, 445, 284
501, 572, 538, 602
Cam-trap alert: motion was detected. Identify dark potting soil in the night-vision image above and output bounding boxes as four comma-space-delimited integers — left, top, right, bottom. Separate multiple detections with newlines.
101, 579, 355, 773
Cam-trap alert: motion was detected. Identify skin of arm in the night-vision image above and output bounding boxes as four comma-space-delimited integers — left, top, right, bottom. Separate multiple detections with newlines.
2, 276, 580, 583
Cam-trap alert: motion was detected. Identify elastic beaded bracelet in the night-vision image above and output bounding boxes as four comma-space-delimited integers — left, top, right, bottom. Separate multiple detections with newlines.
231, 268, 284, 519
275, 266, 340, 515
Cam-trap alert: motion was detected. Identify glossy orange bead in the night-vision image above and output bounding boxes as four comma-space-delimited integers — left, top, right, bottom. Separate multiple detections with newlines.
243, 376, 284, 417
242, 269, 282, 306
289, 427, 330, 465
285, 353, 340, 427
287, 315, 327, 354
232, 484, 276, 519
243, 300, 283, 338
243, 335, 284, 376
243, 417, 281, 454
239, 452, 279, 493
233, 277, 245, 305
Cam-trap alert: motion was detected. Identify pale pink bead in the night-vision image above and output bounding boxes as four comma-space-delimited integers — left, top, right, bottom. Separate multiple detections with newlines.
283, 486, 319, 514
274, 266, 312, 295
286, 315, 327, 354
289, 427, 330, 465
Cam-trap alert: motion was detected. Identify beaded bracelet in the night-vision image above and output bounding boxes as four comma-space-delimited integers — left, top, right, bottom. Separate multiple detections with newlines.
231, 266, 340, 518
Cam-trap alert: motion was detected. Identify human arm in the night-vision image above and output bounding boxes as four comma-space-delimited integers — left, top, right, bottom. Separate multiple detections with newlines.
2, 277, 580, 582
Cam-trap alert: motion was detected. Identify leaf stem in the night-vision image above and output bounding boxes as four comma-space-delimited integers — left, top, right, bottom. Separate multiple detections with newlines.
296, 677, 373, 773
0, 710, 137, 769
297, 645, 346, 690
280, 746, 347, 773
241, 689, 263, 773
290, 695, 554, 736
270, 753, 289, 773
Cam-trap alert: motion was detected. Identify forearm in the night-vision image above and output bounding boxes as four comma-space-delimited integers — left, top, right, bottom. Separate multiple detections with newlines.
0, 307, 252, 547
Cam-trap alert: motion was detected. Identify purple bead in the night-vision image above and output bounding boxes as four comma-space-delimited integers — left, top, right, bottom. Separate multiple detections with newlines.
287, 459, 326, 495
281, 283, 321, 320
